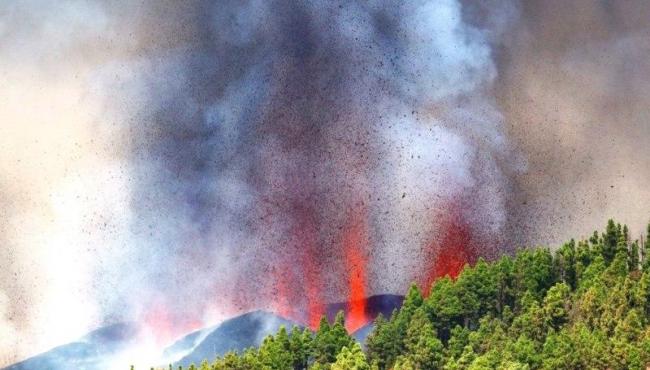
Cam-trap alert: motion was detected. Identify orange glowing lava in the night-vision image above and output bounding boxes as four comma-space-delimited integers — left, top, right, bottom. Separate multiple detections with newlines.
143, 303, 202, 345
422, 204, 478, 294
342, 208, 370, 332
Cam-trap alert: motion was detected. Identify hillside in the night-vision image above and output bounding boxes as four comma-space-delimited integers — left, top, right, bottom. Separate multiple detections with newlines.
175, 311, 300, 367
5, 323, 139, 370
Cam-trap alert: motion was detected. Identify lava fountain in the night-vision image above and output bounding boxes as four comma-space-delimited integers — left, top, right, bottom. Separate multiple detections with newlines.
342, 207, 370, 332
421, 200, 482, 294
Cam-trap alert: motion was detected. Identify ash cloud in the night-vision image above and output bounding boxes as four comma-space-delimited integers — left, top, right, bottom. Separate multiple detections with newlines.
495, 0, 650, 246
103, 0, 520, 326
1, 0, 649, 366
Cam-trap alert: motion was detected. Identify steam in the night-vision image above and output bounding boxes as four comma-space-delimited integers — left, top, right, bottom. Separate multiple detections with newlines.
1, 0, 649, 367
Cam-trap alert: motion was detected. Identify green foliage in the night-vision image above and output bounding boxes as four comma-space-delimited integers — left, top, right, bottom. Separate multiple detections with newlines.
403, 308, 443, 369
138, 219, 650, 370
258, 326, 293, 369
366, 313, 398, 369
331, 343, 369, 370
311, 311, 354, 366
643, 222, 650, 272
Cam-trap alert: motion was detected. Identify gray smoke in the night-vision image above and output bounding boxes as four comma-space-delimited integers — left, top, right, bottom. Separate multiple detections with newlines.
495, 0, 650, 246
93, 0, 519, 326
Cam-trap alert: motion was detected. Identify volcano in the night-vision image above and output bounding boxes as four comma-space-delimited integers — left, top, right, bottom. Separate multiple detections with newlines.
3, 323, 139, 370
173, 310, 300, 367
3, 294, 403, 370
174, 294, 403, 367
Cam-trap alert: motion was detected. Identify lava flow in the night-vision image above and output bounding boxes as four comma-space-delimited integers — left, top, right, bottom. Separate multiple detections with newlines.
270, 197, 485, 333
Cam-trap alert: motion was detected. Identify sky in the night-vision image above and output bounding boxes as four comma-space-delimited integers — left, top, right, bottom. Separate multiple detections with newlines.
1, 0, 649, 366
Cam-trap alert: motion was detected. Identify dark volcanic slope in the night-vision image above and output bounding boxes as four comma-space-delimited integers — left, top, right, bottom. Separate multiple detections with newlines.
5, 295, 404, 369
4, 323, 138, 370
176, 311, 300, 367
160, 326, 216, 365
324, 294, 404, 323
176, 295, 403, 366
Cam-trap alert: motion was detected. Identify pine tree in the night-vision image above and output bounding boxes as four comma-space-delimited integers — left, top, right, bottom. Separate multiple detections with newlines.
312, 313, 353, 366
392, 356, 415, 370
401, 284, 423, 318
331, 343, 370, 370
606, 244, 629, 281
289, 326, 312, 370
366, 313, 398, 370
403, 308, 443, 370
629, 241, 640, 272
331, 311, 353, 351
643, 223, 650, 271
446, 325, 470, 361
575, 240, 592, 282
495, 255, 516, 314
426, 277, 462, 339
555, 240, 577, 289
514, 248, 555, 302
542, 282, 571, 330
312, 316, 332, 365
510, 334, 541, 368
541, 330, 579, 370
635, 271, 650, 318
259, 333, 293, 369
388, 284, 424, 361
603, 219, 619, 264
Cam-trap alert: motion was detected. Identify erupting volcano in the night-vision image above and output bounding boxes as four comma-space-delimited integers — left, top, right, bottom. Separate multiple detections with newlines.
262, 198, 484, 332
102, 0, 517, 344
269, 205, 373, 332
11, 1, 650, 368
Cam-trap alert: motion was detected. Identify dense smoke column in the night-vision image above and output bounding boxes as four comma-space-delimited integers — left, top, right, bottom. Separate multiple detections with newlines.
108, 0, 521, 332
95, 0, 648, 341
0, 0, 523, 350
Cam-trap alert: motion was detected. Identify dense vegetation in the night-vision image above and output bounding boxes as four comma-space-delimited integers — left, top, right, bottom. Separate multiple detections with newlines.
143, 220, 650, 370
